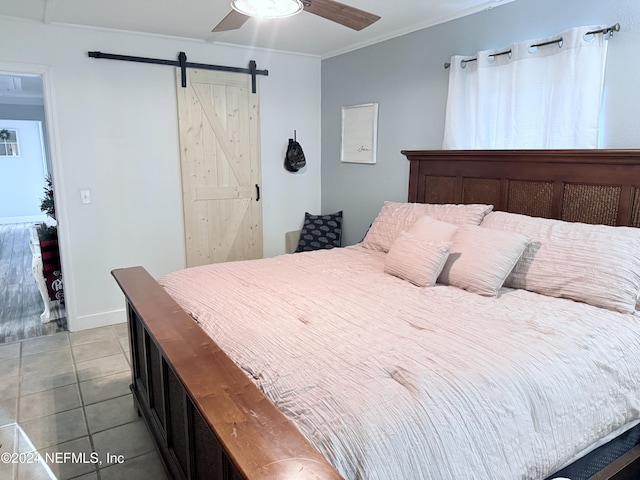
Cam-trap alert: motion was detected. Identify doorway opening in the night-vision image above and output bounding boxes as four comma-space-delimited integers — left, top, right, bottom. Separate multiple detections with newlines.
0, 72, 67, 343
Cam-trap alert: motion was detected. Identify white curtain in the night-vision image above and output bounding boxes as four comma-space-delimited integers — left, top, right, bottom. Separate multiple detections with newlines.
442, 26, 609, 149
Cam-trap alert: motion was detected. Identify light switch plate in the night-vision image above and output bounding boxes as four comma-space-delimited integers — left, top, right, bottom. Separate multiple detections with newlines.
80, 190, 91, 204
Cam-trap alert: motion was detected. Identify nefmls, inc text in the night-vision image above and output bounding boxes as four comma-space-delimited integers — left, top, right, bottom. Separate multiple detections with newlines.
44, 452, 125, 465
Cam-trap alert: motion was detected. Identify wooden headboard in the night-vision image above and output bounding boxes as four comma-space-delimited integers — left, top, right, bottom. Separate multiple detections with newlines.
401, 149, 640, 227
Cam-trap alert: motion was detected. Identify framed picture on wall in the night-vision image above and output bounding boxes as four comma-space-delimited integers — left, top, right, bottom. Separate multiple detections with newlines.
340, 103, 378, 164
0, 128, 19, 156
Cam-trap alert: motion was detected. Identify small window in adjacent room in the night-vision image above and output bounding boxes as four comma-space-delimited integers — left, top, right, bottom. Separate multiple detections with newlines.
0, 128, 19, 156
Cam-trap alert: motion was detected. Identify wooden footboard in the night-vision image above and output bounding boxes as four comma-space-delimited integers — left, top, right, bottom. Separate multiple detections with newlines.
111, 266, 342, 480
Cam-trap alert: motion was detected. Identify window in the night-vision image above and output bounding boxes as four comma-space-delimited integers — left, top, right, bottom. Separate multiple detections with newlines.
442, 25, 611, 149
0, 128, 19, 156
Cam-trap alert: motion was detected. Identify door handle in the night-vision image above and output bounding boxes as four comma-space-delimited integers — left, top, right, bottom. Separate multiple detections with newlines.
255, 184, 260, 202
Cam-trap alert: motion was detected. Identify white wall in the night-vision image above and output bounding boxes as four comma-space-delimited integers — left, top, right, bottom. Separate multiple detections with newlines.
0, 18, 321, 331
0, 119, 48, 223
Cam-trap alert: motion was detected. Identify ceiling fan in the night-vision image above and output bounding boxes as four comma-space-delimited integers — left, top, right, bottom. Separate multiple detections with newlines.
212, 0, 381, 33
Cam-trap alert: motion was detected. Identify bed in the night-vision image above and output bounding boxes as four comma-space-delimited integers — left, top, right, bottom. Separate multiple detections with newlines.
113, 149, 640, 480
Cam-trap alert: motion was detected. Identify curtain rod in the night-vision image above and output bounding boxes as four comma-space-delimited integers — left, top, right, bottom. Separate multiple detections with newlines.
443, 22, 620, 69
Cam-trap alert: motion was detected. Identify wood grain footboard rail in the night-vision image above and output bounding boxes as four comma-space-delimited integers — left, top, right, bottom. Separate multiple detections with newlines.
111, 266, 342, 480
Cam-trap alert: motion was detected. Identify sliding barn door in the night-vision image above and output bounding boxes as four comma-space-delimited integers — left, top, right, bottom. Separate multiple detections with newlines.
176, 69, 262, 267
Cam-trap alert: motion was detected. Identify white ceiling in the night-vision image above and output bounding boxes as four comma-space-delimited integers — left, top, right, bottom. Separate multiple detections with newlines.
0, 0, 516, 58
0, 74, 43, 106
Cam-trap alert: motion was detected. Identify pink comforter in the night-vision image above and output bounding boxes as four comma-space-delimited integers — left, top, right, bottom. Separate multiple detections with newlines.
160, 245, 640, 480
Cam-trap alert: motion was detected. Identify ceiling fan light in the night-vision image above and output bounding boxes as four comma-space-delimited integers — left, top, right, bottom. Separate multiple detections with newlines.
231, 0, 304, 19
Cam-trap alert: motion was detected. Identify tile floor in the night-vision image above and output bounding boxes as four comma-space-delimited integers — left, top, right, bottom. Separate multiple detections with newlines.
0, 324, 169, 480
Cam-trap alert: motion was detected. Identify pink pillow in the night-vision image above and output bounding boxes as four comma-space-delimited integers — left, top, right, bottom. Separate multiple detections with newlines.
408, 215, 459, 242
363, 201, 493, 253
384, 232, 452, 287
438, 225, 530, 296
481, 211, 640, 313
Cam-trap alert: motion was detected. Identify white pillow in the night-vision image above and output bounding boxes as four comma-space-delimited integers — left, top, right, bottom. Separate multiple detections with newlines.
363, 201, 493, 253
480, 211, 640, 313
384, 232, 452, 287
438, 225, 530, 296
408, 215, 459, 242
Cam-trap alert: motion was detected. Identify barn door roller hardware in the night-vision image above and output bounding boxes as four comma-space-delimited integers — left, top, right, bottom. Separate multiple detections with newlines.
87, 51, 268, 93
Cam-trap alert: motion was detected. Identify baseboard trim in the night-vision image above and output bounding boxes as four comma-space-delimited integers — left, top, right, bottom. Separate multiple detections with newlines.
71, 308, 126, 331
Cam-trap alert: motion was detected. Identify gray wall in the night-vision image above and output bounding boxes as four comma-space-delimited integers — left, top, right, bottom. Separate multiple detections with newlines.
321, 0, 640, 246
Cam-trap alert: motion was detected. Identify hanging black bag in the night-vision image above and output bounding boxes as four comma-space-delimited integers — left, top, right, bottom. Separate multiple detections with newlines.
284, 131, 306, 172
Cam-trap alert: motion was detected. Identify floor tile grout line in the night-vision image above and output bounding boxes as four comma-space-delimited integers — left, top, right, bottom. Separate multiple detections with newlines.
17, 332, 94, 479
69, 331, 101, 480
2, 324, 161, 479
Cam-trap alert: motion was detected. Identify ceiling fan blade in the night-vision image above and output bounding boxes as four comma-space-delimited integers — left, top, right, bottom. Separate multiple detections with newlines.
212, 10, 250, 32
303, 0, 380, 31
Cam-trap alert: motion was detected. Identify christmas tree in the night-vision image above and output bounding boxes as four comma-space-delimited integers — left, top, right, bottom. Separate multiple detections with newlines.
38, 175, 58, 241
40, 175, 55, 219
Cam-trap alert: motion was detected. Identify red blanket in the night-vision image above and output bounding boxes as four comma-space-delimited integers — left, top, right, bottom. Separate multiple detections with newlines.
40, 239, 64, 303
